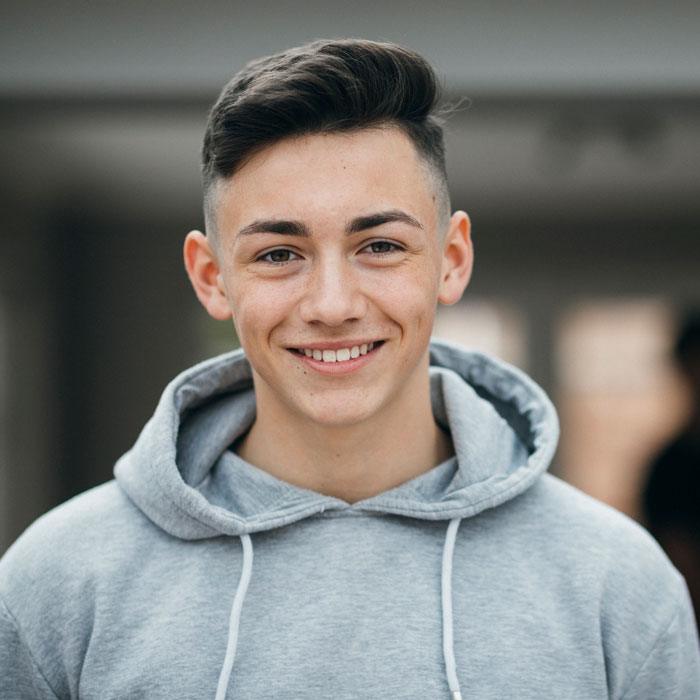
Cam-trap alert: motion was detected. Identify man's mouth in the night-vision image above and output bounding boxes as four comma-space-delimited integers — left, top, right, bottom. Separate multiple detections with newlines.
291, 341, 383, 363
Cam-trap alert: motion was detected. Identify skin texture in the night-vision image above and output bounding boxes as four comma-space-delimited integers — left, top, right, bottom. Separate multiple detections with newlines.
184, 127, 473, 502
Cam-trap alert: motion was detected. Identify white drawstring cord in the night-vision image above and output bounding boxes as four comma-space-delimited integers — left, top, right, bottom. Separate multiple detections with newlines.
442, 518, 463, 700
215, 523, 460, 699
215, 534, 253, 700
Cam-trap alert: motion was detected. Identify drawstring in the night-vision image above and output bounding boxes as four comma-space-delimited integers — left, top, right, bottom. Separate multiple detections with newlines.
442, 518, 463, 700
215, 534, 253, 700
215, 522, 461, 699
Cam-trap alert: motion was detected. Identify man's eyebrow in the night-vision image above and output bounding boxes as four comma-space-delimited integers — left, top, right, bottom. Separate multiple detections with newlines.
236, 210, 422, 238
347, 209, 423, 234
237, 219, 309, 237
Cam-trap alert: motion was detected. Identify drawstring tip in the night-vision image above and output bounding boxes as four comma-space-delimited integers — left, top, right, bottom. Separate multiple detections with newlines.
451, 693, 463, 700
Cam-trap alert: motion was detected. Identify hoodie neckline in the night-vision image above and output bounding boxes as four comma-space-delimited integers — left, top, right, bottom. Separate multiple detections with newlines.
114, 340, 559, 539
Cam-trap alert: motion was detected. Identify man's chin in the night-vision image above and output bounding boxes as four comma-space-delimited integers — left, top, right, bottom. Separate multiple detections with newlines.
293, 396, 384, 430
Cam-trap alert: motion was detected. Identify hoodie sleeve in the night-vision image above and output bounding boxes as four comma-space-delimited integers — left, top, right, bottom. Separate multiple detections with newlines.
0, 597, 60, 700
618, 584, 700, 700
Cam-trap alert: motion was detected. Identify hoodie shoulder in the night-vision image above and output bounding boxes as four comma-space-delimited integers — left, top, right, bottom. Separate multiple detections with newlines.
0, 481, 156, 601
0, 481, 162, 698
497, 472, 689, 645
486, 473, 699, 696
5, 480, 149, 546
534, 475, 695, 685
531, 473, 680, 577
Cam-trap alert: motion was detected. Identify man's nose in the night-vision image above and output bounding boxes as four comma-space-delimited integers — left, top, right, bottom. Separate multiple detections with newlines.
298, 257, 367, 326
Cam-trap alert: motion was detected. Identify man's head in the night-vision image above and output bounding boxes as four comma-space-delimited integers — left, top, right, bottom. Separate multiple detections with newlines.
185, 39, 472, 430
201, 38, 451, 243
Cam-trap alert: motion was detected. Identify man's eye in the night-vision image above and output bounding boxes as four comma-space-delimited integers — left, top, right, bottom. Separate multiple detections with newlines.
362, 240, 401, 255
259, 249, 299, 264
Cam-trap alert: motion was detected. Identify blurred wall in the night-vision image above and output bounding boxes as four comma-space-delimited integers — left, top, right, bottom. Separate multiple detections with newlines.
1, 1, 699, 552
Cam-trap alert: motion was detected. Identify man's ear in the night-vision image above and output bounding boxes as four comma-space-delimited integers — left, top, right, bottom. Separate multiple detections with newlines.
183, 230, 233, 320
438, 211, 473, 306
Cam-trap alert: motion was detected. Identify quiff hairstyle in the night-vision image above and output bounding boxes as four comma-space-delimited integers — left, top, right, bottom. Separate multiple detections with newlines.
201, 38, 451, 239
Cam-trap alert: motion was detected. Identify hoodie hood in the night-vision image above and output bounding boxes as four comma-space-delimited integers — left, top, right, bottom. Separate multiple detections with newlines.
114, 339, 559, 540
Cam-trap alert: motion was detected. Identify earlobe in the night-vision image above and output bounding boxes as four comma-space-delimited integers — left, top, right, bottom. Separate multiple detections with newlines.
438, 211, 473, 306
183, 230, 233, 320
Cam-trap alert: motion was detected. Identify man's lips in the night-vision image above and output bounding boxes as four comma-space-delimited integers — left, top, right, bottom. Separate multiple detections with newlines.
288, 340, 384, 364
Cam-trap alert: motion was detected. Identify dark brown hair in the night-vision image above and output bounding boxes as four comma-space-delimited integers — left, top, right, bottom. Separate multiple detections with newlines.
202, 38, 450, 234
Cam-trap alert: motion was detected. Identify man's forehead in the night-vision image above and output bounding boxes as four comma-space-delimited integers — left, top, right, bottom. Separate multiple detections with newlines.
212, 127, 439, 227
233, 126, 420, 176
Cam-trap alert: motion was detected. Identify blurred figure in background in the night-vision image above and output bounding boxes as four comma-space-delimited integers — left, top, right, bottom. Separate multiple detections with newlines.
643, 311, 700, 630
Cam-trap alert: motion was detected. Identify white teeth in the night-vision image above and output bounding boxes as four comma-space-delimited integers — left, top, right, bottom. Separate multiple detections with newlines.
298, 343, 378, 363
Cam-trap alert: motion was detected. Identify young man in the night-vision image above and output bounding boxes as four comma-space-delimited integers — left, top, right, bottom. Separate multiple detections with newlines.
1, 39, 698, 699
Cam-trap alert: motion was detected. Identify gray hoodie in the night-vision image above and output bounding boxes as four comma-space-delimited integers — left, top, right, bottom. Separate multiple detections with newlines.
1, 340, 698, 699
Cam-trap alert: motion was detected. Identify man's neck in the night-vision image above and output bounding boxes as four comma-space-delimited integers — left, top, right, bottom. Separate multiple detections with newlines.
235, 371, 453, 503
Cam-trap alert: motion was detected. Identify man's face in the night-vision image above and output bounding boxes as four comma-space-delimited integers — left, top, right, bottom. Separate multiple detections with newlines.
201, 127, 469, 427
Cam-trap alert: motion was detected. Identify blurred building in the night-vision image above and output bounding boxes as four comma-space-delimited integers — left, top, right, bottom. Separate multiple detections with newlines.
1, 0, 699, 552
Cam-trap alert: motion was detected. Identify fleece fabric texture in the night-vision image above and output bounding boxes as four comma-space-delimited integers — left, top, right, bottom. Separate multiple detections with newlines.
1, 340, 698, 699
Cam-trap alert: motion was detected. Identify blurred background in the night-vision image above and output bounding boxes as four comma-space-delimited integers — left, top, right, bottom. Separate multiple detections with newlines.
1, 0, 699, 554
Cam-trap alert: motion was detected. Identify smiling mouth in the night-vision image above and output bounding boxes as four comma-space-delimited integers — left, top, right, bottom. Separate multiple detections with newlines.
290, 341, 383, 363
